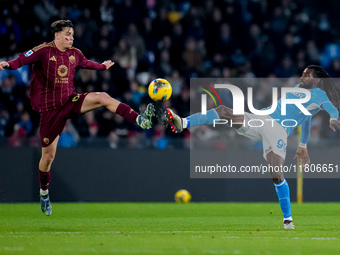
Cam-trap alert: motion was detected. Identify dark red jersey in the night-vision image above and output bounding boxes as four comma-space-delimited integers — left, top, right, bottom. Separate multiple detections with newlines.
8, 41, 106, 112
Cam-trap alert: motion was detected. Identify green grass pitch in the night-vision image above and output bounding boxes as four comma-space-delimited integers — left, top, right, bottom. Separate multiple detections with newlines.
1, 202, 340, 255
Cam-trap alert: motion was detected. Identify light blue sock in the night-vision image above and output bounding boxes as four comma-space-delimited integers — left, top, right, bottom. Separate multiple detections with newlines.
186, 109, 219, 128
274, 179, 292, 219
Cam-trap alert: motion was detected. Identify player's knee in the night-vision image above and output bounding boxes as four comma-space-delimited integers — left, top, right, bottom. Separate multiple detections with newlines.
215, 105, 232, 119
98, 92, 111, 106
271, 173, 284, 184
41, 153, 55, 165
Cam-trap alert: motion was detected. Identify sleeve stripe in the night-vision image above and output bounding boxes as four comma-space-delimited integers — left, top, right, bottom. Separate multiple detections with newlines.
32, 42, 53, 52
71, 47, 83, 55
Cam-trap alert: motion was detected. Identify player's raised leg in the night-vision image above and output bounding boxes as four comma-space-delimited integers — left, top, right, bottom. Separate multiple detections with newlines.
267, 151, 295, 229
166, 105, 244, 133
38, 135, 59, 216
165, 107, 221, 133
81, 92, 155, 129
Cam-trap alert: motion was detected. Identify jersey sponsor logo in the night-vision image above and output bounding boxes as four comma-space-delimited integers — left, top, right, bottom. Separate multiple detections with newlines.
24, 50, 33, 57
43, 137, 50, 145
55, 77, 68, 83
69, 55, 75, 64
57, 65, 68, 77
49, 56, 56, 61
290, 92, 306, 98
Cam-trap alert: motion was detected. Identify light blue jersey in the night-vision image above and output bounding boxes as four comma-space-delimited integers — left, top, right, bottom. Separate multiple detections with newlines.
268, 85, 339, 138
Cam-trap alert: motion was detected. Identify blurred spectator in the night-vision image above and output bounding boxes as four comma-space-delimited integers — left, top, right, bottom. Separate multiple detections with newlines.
8, 123, 26, 147
73, 23, 95, 58
84, 111, 99, 145
16, 111, 33, 137
108, 130, 119, 149
99, 0, 114, 24
327, 59, 340, 78
129, 80, 145, 106
210, 23, 237, 60
33, 0, 58, 37
77, 7, 97, 52
306, 40, 321, 64
151, 6, 172, 41
0, 16, 22, 57
97, 70, 118, 97
58, 120, 80, 148
154, 50, 173, 77
295, 49, 308, 74
74, 69, 98, 93
115, 0, 142, 37
0, 76, 22, 114
124, 23, 146, 62
153, 123, 168, 149
168, 70, 184, 97
205, 7, 223, 54
115, 38, 138, 78
0, 108, 14, 137
127, 130, 142, 149
1, 0, 340, 147
18, 23, 45, 53
275, 56, 298, 78
182, 37, 205, 75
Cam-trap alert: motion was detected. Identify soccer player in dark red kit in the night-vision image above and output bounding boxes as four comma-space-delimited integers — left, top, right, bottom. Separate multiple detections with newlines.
0, 20, 155, 216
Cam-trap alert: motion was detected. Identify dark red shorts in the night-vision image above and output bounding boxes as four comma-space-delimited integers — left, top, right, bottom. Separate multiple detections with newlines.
39, 93, 88, 147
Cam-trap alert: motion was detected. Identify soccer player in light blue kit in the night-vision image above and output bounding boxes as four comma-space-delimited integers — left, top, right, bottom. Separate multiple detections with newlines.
166, 65, 340, 229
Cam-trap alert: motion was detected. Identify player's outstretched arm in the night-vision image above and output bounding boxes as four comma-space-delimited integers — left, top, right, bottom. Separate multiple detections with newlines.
102, 60, 114, 70
78, 53, 114, 70
330, 119, 340, 132
293, 147, 310, 166
0, 61, 10, 70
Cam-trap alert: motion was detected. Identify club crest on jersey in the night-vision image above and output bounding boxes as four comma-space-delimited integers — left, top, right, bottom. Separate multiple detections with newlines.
43, 138, 49, 145
69, 55, 75, 64
72, 95, 80, 102
24, 50, 33, 57
58, 65, 68, 77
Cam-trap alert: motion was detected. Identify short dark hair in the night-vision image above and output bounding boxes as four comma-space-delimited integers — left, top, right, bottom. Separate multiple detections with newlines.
51, 20, 74, 37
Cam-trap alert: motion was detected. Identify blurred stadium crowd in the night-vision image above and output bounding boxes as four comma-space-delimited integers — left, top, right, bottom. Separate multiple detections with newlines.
1, 0, 340, 149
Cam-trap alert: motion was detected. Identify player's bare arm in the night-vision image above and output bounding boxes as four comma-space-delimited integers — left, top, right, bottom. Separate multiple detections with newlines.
293, 147, 310, 166
329, 119, 340, 132
0, 61, 10, 70
102, 60, 114, 69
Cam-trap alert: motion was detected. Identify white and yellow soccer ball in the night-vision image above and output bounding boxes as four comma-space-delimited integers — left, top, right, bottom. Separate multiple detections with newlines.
148, 78, 172, 102
174, 189, 191, 203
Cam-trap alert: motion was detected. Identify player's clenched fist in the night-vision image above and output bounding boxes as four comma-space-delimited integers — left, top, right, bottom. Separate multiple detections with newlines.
0, 61, 10, 70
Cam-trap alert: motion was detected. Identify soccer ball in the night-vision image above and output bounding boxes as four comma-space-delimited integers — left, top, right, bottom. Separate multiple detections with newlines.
174, 189, 191, 203
148, 78, 172, 102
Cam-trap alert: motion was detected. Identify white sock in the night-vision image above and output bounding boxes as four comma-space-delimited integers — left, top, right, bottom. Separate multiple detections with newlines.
182, 118, 188, 128
40, 189, 48, 196
284, 216, 293, 221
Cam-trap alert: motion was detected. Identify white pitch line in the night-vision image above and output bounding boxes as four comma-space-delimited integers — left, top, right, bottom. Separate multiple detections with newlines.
1, 247, 25, 251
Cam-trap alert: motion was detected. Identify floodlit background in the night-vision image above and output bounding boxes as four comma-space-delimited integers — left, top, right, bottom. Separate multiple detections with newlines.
1, 2, 340, 255
1, 0, 340, 202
